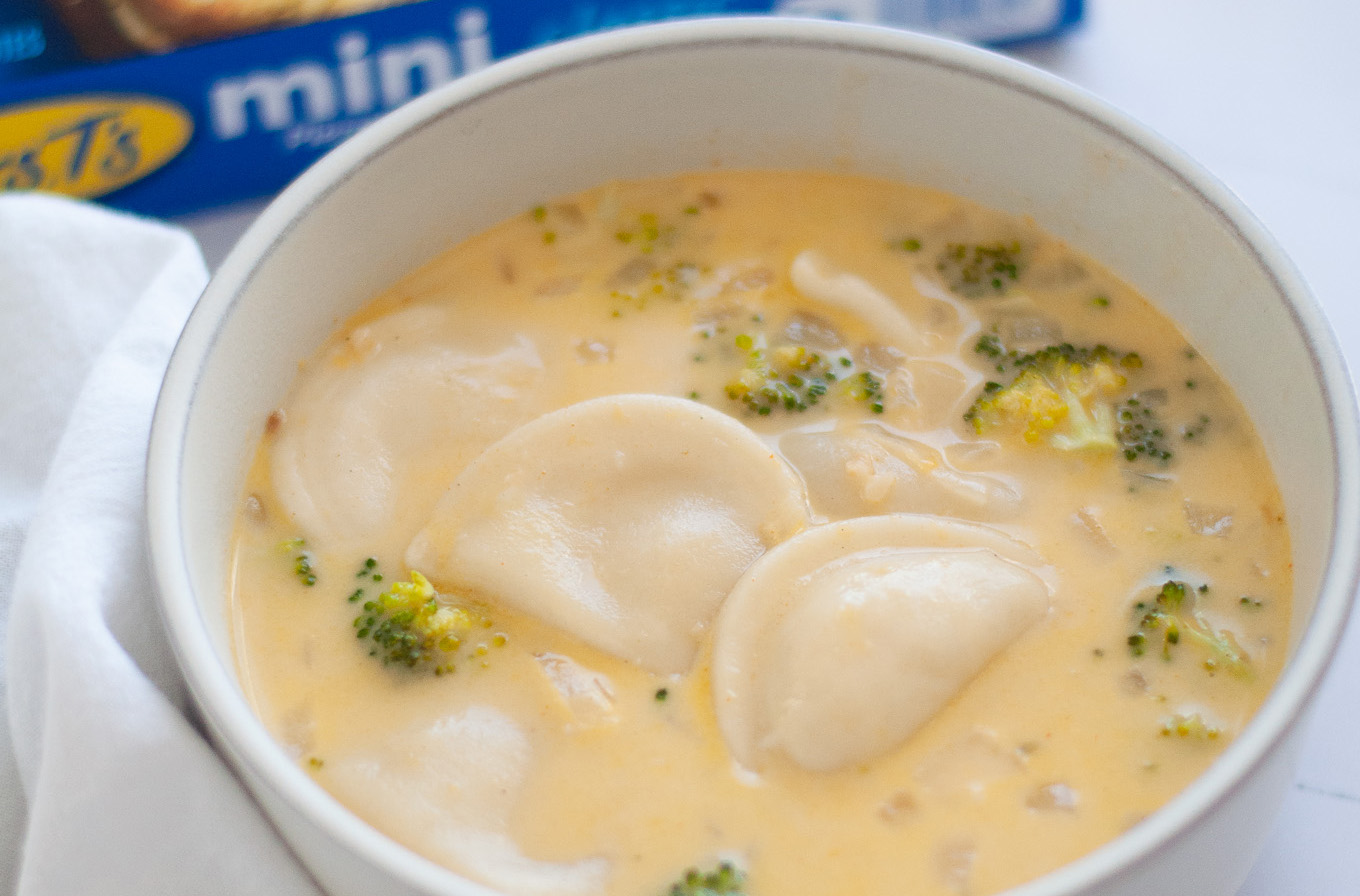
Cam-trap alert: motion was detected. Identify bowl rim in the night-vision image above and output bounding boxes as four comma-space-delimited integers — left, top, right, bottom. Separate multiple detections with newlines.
147, 15, 1360, 896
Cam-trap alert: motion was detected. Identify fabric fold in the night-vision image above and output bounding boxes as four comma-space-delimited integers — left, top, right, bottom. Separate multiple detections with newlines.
1, 194, 322, 896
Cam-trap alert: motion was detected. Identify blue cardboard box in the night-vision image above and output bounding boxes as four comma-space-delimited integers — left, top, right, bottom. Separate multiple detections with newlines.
0, 0, 1082, 216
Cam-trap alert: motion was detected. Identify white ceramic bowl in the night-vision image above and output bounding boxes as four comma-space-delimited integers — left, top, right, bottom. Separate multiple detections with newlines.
147, 17, 1360, 896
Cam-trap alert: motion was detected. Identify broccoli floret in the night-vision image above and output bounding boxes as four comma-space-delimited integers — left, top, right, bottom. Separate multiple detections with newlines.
615, 211, 675, 254
937, 241, 1025, 297
1127, 580, 1251, 677
353, 569, 502, 675
964, 343, 1140, 452
1160, 713, 1221, 740
1116, 397, 1173, 462
280, 537, 317, 586
611, 261, 704, 315
723, 333, 884, 416
666, 862, 745, 896
1181, 414, 1211, 442
975, 332, 1005, 361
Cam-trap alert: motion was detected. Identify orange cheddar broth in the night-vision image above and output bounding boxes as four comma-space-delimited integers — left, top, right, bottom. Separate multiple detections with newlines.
228, 171, 1291, 896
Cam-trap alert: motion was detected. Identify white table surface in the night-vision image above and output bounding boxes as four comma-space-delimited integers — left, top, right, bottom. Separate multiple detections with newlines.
174, 0, 1360, 891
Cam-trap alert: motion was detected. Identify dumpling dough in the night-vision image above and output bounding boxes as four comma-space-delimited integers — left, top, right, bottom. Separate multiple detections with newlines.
712, 514, 1050, 772
780, 423, 1022, 522
269, 306, 546, 555
323, 706, 608, 896
407, 394, 810, 673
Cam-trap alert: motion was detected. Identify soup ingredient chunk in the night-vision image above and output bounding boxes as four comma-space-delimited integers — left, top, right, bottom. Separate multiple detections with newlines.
1127, 579, 1251, 677
351, 568, 504, 675
269, 306, 548, 554
964, 342, 1141, 453
935, 241, 1026, 298
780, 423, 1022, 522
1160, 712, 1221, 740
322, 706, 608, 896
665, 862, 746, 896
407, 394, 811, 674
712, 515, 1050, 772
723, 331, 886, 417
789, 250, 929, 354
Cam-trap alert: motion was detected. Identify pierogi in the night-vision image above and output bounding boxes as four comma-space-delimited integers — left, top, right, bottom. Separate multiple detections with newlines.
229, 171, 1292, 896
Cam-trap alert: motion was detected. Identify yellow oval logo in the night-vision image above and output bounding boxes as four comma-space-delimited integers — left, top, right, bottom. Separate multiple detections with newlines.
0, 95, 192, 200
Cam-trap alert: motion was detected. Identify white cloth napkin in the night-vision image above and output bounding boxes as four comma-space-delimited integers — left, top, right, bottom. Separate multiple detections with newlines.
0, 194, 322, 896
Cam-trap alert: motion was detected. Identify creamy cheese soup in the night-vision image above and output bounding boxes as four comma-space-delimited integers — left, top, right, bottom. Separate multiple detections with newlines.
229, 171, 1291, 896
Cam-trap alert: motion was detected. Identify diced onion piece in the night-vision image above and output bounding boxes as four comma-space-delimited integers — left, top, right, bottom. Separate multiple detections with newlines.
998, 313, 1062, 353
1026, 782, 1080, 812
535, 653, 618, 730
1184, 500, 1234, 537
936, 837, 977, 894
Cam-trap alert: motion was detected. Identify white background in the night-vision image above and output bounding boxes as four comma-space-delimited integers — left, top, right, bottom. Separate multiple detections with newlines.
173, 0, 1360, 891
